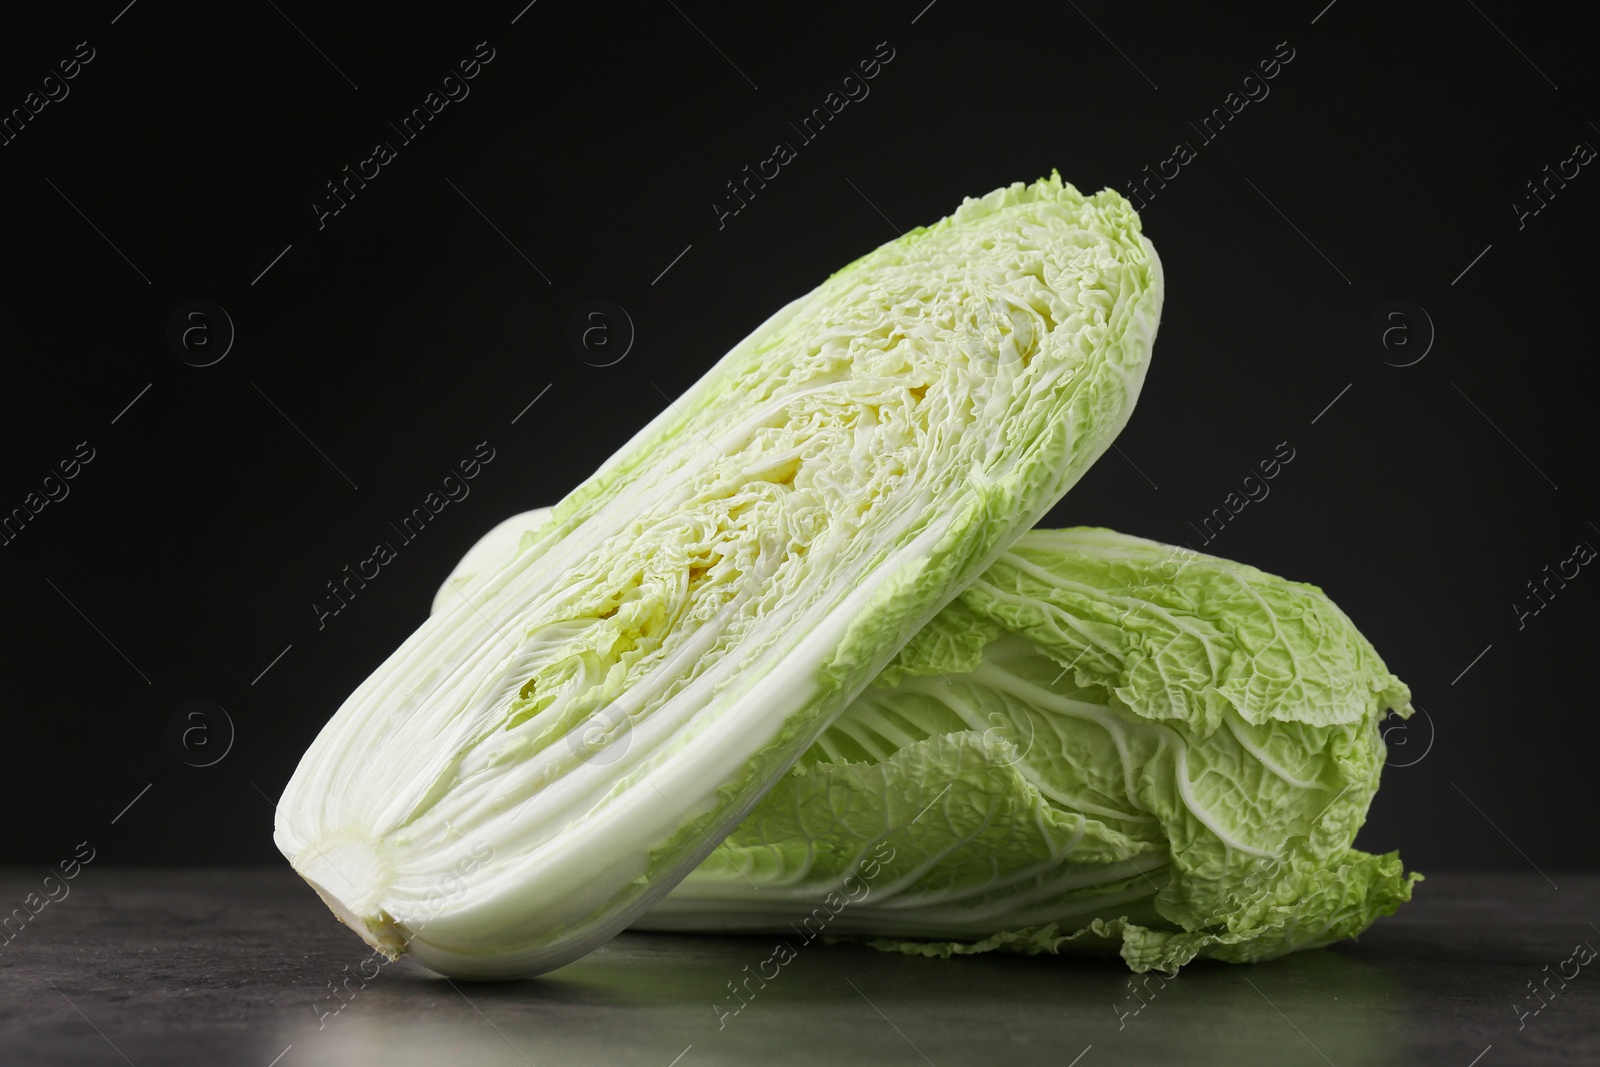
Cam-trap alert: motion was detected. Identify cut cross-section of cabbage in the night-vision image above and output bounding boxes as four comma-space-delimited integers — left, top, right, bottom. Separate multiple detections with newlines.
276, 174, 1163, 979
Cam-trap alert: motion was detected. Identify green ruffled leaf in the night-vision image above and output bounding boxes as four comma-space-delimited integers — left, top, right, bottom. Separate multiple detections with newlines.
643, 529, 1418, 970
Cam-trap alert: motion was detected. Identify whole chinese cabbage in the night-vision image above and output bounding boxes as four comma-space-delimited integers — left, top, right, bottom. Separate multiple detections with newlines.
440, 520, 1418, 972
277, 175, 1163, 979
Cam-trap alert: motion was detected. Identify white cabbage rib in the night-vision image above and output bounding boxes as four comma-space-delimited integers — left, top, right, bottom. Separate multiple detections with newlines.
277, 175, 1163, 979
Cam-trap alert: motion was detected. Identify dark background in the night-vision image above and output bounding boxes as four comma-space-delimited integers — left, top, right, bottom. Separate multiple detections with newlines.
1, 1, 1593, 877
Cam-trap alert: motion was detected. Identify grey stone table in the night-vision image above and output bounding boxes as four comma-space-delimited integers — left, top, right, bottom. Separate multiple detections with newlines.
1, 870, 1594, 1066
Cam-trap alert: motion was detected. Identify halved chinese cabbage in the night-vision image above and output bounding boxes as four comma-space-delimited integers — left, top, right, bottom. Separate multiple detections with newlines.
277, 175, 1163, 979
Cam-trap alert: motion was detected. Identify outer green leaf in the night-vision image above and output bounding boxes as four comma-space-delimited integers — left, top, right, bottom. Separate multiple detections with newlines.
640, 529, 1419, 970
